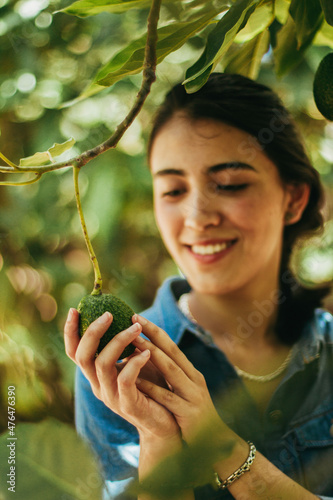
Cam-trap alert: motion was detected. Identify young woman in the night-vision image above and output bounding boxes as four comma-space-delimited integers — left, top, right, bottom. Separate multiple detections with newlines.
64, 73, 333, 500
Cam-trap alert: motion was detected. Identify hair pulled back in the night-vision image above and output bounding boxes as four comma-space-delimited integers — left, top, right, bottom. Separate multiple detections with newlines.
149, 73, 330, 343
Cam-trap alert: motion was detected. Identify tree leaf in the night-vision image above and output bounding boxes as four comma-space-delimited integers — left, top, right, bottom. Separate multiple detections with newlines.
235, 2, 274, 42
224, 29, 270, 79
274, 13, 323, 76
19, 139, 75, 167
91, 10, 219, 87
313, 20, 333, 48
57, 0, 152, 17
0, 419, 103, 500
320, 0, 333, 26
19, 151, 51, 167
274, 0, 290, 24
48, 138, 76, 160
183, 0, 261, 93
289, 0, 323, 49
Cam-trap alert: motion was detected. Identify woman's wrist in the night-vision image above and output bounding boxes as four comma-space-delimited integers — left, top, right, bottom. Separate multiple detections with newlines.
139, 431, 182, 454
138, 431, 183, 478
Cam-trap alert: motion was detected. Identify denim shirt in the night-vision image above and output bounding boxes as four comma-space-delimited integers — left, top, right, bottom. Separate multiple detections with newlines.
75, 276, 333, 500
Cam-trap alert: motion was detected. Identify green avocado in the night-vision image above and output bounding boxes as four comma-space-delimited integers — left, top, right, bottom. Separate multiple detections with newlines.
313, 52, 333, 121
77, 293, 136, 359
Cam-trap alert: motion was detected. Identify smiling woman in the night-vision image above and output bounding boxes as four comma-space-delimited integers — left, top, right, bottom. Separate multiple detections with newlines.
64, 73, 333, 500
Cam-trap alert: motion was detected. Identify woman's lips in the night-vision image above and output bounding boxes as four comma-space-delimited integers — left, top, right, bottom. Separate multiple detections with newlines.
185, 239, 237, 263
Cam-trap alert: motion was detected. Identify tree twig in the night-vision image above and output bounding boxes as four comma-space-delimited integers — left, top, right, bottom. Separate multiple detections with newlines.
73, 166, 103, 295
0, 0, 162, 176
0, 173, 42, 186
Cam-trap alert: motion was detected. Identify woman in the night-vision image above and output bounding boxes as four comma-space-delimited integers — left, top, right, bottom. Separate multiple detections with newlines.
64, 73, 333, 499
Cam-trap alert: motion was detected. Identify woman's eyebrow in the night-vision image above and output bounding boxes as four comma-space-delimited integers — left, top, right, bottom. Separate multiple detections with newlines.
207, 162, 258, 174
153, 168, 186, 178
152, 162, 258, 178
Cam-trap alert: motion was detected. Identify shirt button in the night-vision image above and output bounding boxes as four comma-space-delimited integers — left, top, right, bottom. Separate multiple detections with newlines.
269, 410, 283, 424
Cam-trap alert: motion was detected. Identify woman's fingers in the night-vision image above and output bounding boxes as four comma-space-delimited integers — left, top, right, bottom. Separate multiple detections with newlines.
136, 378, 184, 416
133, 315, 196, 378
132, 334, 190, 398
74, 311, 113, 388
117, 350, 151, 410
94, 322, 143, 392
64, 308, 80, 361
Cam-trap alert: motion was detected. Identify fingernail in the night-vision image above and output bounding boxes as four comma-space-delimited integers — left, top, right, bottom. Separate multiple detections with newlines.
142, 349, 150, 357
127, 322, 140, 334
136, 378, 142, 385
67, 308, 75, 321
135, 314, 147, 325
98, 312, 112, 324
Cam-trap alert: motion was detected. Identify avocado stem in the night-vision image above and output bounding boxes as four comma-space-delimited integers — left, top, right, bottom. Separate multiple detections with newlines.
73, 166, 102, 295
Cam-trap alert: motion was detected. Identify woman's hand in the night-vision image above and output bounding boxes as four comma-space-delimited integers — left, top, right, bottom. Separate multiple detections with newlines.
131, 314, 227, 444
64, 308, 180, 441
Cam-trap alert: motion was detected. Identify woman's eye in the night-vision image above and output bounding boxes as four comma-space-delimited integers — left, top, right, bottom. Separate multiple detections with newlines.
216, 183, 249, 192
162, 189, 185, 198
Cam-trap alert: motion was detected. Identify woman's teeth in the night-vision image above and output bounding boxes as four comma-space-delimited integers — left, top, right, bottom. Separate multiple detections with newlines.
191, 242, 232, 255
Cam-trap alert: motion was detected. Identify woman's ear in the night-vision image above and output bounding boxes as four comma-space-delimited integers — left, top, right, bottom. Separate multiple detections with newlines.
284, 183, 310, 225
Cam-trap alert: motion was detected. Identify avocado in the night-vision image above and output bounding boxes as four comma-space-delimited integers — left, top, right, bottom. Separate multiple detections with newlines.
78, 293, 136, 359
313, 52, 333, 121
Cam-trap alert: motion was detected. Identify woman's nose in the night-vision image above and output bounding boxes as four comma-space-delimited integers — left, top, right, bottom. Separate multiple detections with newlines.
183, 193, 221, 230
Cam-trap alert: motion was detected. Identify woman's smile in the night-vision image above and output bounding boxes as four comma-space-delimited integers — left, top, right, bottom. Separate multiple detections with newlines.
185, 239, 238, 262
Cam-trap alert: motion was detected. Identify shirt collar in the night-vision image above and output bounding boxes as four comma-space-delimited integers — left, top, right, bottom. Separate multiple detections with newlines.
142, 276, 332, 370
141, 276, 197, 344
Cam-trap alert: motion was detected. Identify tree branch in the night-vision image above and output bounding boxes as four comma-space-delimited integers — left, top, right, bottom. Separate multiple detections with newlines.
0, 0, 162, 176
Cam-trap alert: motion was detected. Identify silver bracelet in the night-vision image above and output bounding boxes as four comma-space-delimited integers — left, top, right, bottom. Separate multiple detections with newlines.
214, 441, 256, 490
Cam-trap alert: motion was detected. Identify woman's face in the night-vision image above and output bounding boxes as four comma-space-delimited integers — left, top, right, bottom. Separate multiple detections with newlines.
150, 114, 297, 296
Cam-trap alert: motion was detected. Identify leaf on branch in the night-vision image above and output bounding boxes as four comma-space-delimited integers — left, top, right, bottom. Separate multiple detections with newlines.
183, 0, 261, 93
19, 139, 76, 167
289, 0, 324, 49
235, 2, 274, 43
274, 14, 323, 76
48, 138, 76, 159
74, 10, 219, 96
274, 0, 290, 24
313, 20, 333, 49
223, 29, 270, 79
320, 0, 333, 26
57, 0, 152, 17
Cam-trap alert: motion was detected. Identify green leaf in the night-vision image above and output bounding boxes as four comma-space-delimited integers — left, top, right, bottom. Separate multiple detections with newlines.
274, 0, 290, 24
128, 431, 234, 498
88, 11, 219, 88
184, 0, 261, 93
48, 138, 76, 159
19, 139, 75, 167
313, 20, 333, 48
0, 419, 103, 500
224, 29, 270, 79
289, 0, 324, 49
274, 14, 323, 75
57, 0, 152, 17
19, 151, 51, 167
320, 0, 333, 26
235, 2, 274, 42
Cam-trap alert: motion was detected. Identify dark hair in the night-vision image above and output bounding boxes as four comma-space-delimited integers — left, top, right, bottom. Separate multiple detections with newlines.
148, 73, 330, 344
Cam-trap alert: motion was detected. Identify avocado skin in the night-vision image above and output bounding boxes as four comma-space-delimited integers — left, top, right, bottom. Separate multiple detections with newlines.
313, 53, 333, 121
78, 293, 136, 359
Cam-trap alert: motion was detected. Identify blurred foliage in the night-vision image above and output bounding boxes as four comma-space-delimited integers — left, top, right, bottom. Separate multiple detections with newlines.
0, 419, 103, 499
0, 0, 332, 496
